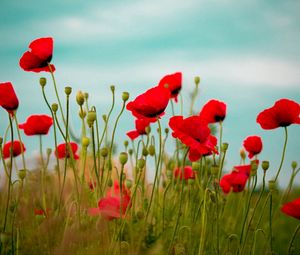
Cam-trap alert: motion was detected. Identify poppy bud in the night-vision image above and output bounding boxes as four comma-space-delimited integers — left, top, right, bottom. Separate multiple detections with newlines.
107, 178, 113, 187
192, 162, 200, 171
51, 103, 58, 113
165, 128, 169, 134
119, 152, 128, 165
251, 161, 258, 175
125, 179, 132, 189
102, 114, 107, 122
122, 92, 129, 102
76, 91, 85, 106
222, 143, 229, 152
110, 85, 115, 93
39, 77, 47, 87
124, 140, 129, 148
87, 111, 97, 127
82, 137, 90, 148
268, 180, 276, 192
142, 147, 148, 157
128, 149, 133, 155
18, 169, 26, 180
211, 165, 219, 176
46, 148, 52, 156
262, 161, 269, 171
64, 86, 72, 96
240, 148, 246, 160
291, 161, 297, 170
194, 76, 200, 86
79, 109, 86, 119
84, 92, 89, 100
100, 148, 108, 157
137, 158, 145, 169
145, 126, 151, 134
148, 145, 155, 156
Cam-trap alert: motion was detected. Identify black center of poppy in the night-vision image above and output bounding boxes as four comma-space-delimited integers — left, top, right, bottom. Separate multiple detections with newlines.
37, 55, 53, 68
171, 87, 181, 96
214, 115, 225, 122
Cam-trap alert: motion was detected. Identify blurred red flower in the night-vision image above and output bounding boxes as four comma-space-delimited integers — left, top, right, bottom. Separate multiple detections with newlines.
19, 114, 53, 136
34, 208, 51, 217
169, 115, 218, 161
0, 82, 19, 114
257, 99, 300, 129
199, 99, 227, 124
158, 72, 182, 102
2, 141, 26, 159
19, 37, 55, 73
55, 142, 79, 160
126, 118, 151, 140
126, 86, 170, 121
88, 181, 131, 220
174, 166, 195, 180
243, 135, 263, 159
281, 197, 300, 220
220, 161, 258, 194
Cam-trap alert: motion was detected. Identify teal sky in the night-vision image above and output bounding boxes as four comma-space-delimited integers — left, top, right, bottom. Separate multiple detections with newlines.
0, 0, 300, 185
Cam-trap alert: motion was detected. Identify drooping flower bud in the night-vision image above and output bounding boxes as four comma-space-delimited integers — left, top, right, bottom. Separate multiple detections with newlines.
76, 91, 85, 106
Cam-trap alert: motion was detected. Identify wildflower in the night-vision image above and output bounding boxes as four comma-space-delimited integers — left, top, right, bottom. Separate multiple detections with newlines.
34, 208, 51, 217
126, 118, 151, 140
199, 99, 227, 124
257, 99, 300, 129
158, 72, 182, 102
126, 86, 170, 121
0, 82, 19, 114
174, 166, 196, 180
2, 141, 26, 159
55, 142, 79, 160
169, 115, 218, 161
281, 198, 300, 220
19, 37, 55, 72
243, 135, 263, 159
19, 114, 53, 136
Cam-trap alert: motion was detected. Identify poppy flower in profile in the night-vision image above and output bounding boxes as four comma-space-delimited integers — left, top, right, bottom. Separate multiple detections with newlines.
281, 198, 300, 220
88, 181, 131, 220
55, 142, 79, 160
158, 72, 182, 102
126, 86, 171, 121
34, 208, 51, 217
243, 135, 263, 159
0, 82, 19, 114
19, 37, 55, 73
19, 114, 53, 136
169, 115, 218, 161
199, 99, 227, 124
174, 166, 196, 180
257, 99, 300, 130
126, 118, 151, 140
2, 141, 26, 159
220, 161, 258, 194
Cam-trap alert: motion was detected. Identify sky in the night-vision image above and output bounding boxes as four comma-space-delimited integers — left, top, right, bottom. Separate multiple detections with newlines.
0, 0, 300, 185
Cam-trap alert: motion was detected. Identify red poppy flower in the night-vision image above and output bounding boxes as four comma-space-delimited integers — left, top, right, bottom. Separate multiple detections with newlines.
243, 135, 263, 159
257, 99, 300, 130
220, 161, 258, 194
88, 181, 131, 220
34, 208, 51, 217
169, 115, 218, 161
126, 86, 171, 121
19, 114, 53, 136
174, 166, 196, 180
19, 37, 55, 73
55, 142, 79, 160
126, 118, 151, 140
199, 99, 227, 124
0, 82, 19, 114
158, 72, 182, 102
281, 198, 300, 220
2, 141, 26, 159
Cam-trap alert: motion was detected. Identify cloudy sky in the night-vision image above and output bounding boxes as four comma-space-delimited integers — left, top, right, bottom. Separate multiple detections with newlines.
1, 0, 300, 185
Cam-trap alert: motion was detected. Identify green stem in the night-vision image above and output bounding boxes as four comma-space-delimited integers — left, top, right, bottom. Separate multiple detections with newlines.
288, 224, 300, 255
39, 135, 47, 212
13, 115, 26, 170
274, 127, 288, 182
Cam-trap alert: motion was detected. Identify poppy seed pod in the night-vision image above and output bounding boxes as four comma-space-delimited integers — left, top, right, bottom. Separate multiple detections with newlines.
64, 86, 72, 96
194, 76, 200, 85
39, 77, 47, 87
119, 152, 128, 165
100, 147, 108, 157
165, 128, 169, 134
128, 149, 133, 155
122, 92, 129, 102
82, 137, 90, 148
291, 161, 297, 170
137, 158, 145, 169
125, 179, 132, 189
18, 169, 27, 180
87, 111, 97, 126
142, 147, 148, 157
76, 91, 85, 106
240, 148, 246, 160
148, 145, 155, 156
268, 180, 276, 192
51, 103, 58, 113
222, 143, 229, 152
262, 161, 269, 171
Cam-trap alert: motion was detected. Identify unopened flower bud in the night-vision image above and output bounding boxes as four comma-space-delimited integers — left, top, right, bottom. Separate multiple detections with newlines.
76, 91, 85, 106
51, 103, 58, 113
87, 111, 97, 127
124, 140, 129, 148
148, 145, 155, 156
122, 92, 129, 102
262, 161, 269, 171
142, 147, 148, 157
125, 179, 132, 189
18, 169, 26, 180
39, 77, 47, 87
137, 158, 145, 169
110, 85, 115, 93
291, 161, 297, 170
107, 178, 113, 187
251, 161, 258, 176
222, 143, 229, 152
64, 86, 72, 96
128, 149, 133, 155
240, 148, 246, 160
194, 76, 200, 86
82, 137, 90, 148
192, 162, 200, 171
79, 109, 86, 119
268, 180, 276, 192
46, 148, 52, 156
165, 128, 169, 134
100, 148, 108, 157
119, 152, 128, 165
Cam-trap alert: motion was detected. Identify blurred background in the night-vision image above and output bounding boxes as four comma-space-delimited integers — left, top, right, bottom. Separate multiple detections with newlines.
0, 0, 299, 186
